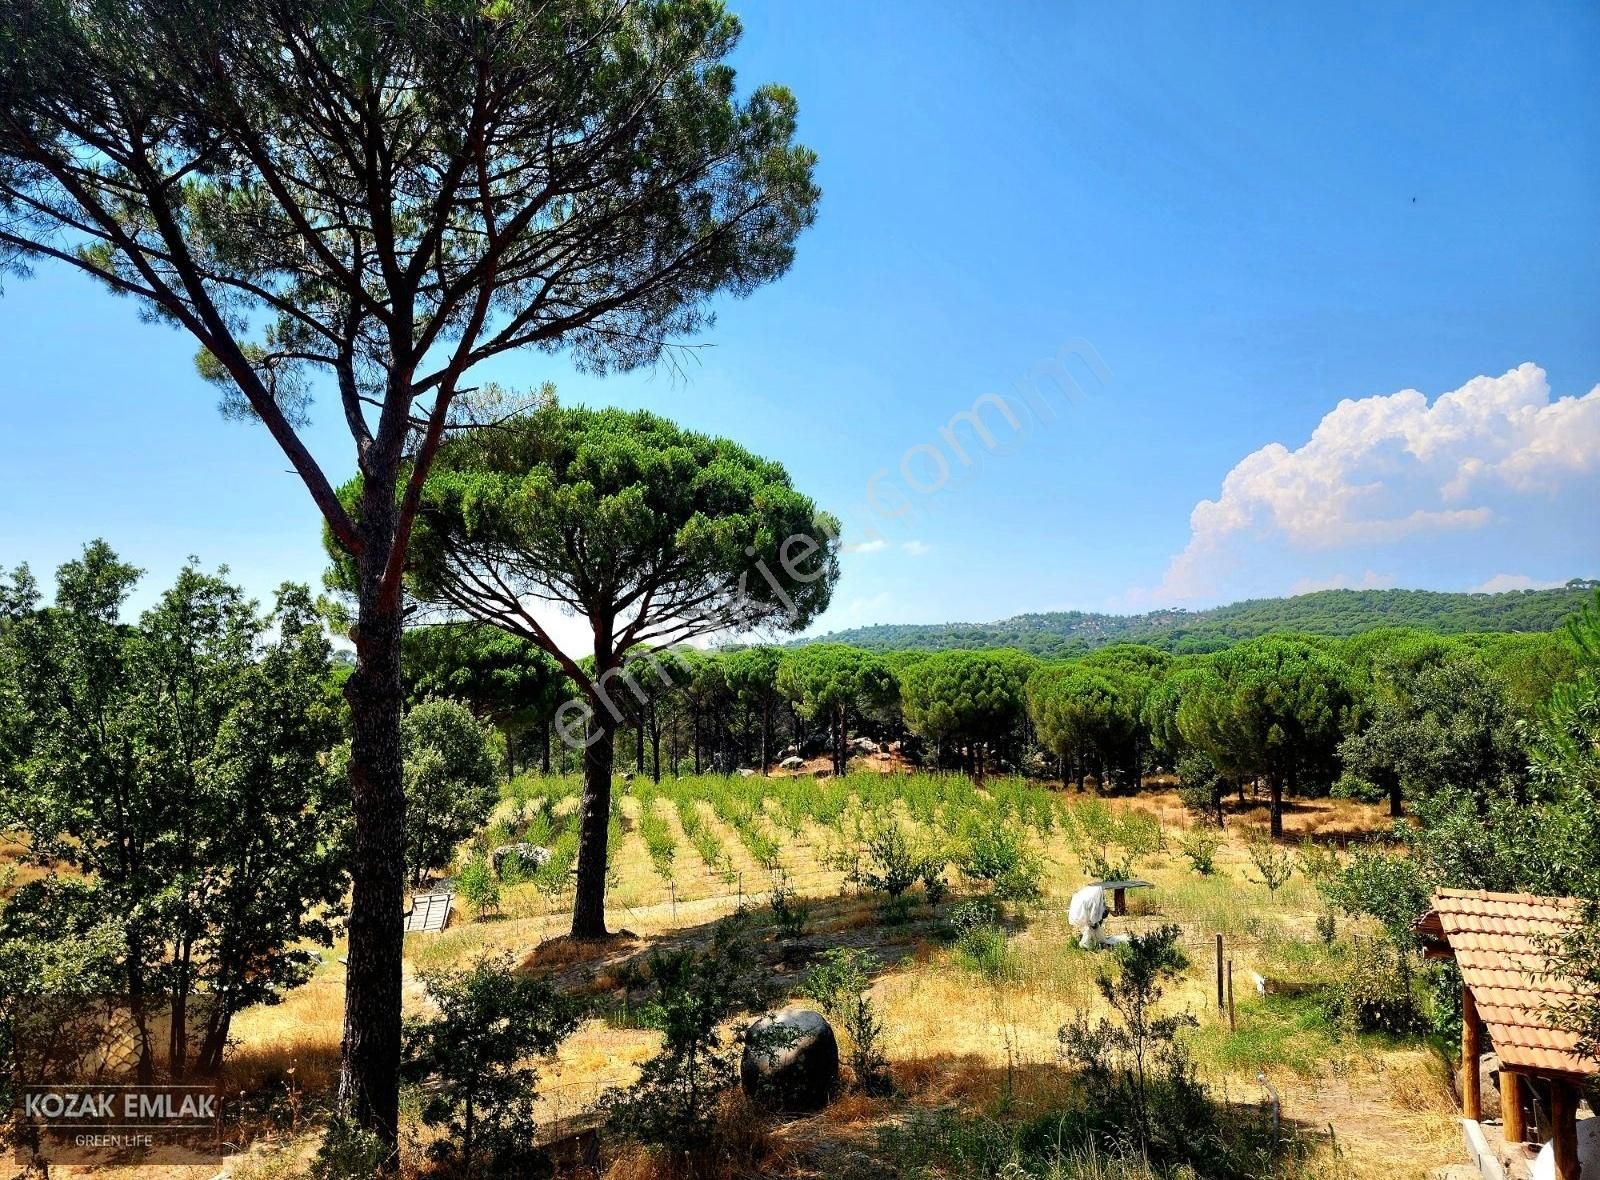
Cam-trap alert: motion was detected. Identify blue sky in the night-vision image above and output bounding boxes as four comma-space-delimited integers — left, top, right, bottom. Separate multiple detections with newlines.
2, 0, 1597, 642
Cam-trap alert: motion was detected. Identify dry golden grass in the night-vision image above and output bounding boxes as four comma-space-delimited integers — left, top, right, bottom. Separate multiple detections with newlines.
202, 780, 1457, 1179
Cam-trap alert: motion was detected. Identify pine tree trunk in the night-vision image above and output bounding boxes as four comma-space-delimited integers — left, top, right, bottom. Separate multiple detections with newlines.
1269, 777, 1284, 837
570, 717, 615, 939
1389, 780, 1403, 819
338, 514, 407, 1149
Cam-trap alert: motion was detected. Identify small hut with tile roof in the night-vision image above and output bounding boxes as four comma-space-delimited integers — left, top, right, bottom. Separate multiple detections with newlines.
1415, 889, 1596, 1180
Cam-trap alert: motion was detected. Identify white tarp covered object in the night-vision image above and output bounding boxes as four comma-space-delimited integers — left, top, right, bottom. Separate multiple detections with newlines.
1530, 1116, 1599, 1180
1068, 884, 1110, 949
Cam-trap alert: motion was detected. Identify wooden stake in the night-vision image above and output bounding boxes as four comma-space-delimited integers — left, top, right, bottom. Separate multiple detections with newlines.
1462, 986, 1482, 1122
1215, 933, 1225, 1010
1500, 1068, 1524, 1143
1551, 1081, 1579, 1180
1227, 959, 1236, 1031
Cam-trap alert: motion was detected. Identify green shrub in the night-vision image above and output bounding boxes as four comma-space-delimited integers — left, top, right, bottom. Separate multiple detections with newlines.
605, 912, 773, 1155
959, 821, 1043, 902
768, 873, 810, 940
799, 948, 889, 1093
953, 923, 1014, 983
403, 955, 578, 1179
1057, 925, 1204, 1161
456, 855, 500, 918
852, 816, 943, 901
307, 1118, 389, 1180
1244, 835, 1293, 899
1177, 827, 1221, 875
1323, 935, 1423, 1035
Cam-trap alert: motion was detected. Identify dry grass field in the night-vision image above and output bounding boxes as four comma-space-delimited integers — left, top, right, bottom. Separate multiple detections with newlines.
41, 773, 1464, 1180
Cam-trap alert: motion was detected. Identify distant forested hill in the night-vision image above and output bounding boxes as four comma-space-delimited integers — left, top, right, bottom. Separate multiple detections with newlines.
807, 583, 1598, 656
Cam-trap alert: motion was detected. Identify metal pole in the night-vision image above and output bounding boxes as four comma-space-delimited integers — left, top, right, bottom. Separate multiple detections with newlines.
1215, 933, 1225, 1009
1227, 959, 1236, 1031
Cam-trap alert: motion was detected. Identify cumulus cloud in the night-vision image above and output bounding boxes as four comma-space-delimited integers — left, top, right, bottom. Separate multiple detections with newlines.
901, 539, 932, 556
1153, 364, 1600, 602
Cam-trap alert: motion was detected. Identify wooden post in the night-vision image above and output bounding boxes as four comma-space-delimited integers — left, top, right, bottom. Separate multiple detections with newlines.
1461, 986, 1482, 1121
1112, 886, 1126, 916
1500, 1068, 1524, 1143
1550, 1081, 1579, 1180
1215, 934, 1225, 1010
1227, 959, 1236, 1031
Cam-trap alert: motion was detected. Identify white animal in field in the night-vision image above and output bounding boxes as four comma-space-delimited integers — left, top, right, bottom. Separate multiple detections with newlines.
1068, 884, 1109, 949
1530, 1116, 1599, 1180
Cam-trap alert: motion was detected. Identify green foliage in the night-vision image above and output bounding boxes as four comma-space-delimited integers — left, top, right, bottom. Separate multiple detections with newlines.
1027, 663, 1139, 786
1338, 645, 1524, 814
1057, 925, 1202, 1161
1065, 800, 1158, 881
1319, 844, 1432, 940
1244, 835, 1294, 899
403, 956, 578, 1178
1177, 826, 1222, 875
799, 948, 889, 1092
899, 648, 1036, 758
776, 644, 896, 773
0, 545, 346, 1075
767, 873, 810, 940
606, 912, 773, 1155
402, 699, 499, 884
307, 1118, 389, 1180
1322, 937, 1424, 1036
851, 816, 944, 902
456, 856, 501, 919
811, 585, 1595, 657
1175, 750, 1226, 826
958, 819, 1044, 902
1177, 637, 1357, 833
403, 625, 570, 773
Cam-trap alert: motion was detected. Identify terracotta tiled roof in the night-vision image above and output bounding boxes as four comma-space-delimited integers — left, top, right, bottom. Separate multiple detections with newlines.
1416, 889, 1595, 1078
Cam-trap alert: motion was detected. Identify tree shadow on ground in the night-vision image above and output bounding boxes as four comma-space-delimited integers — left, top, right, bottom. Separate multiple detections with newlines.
516, 887, 1016, 1011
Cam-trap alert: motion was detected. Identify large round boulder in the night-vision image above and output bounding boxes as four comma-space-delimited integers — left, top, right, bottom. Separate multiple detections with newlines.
740, 1007, 839, 1112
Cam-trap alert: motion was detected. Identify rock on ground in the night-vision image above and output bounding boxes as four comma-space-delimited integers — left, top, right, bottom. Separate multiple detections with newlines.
740, 1007, 839, 1113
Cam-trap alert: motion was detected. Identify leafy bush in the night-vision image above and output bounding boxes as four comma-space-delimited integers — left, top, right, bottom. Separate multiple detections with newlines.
402, 955, 578, 1179
768, 873, 810, 940
1317, 843, 1431, 939
953, 923, 1014, 983
800, 948, 889, 1093
1057, 924, 1206, 1161
1322, 936, 1423, 1035
1177, 826, 1221, 875
959, 821, 1043, 902
307, 1117, 389, 1180
1244, 835, 1294, 899
947, 897, 1003, 939
606, 912, 774, 1155
402, 699, 499, 885
852, 816, 943, 902
456, 854, 500, 918
1068, 799, 1158, 880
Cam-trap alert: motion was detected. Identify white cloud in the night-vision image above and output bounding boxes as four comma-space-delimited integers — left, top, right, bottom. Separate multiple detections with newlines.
1289, 569, 1396, 595
1470, 573, 1563, 594
845, 538, 888, 554
1153, 364, 1600, 602
901, 539, 932, 556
